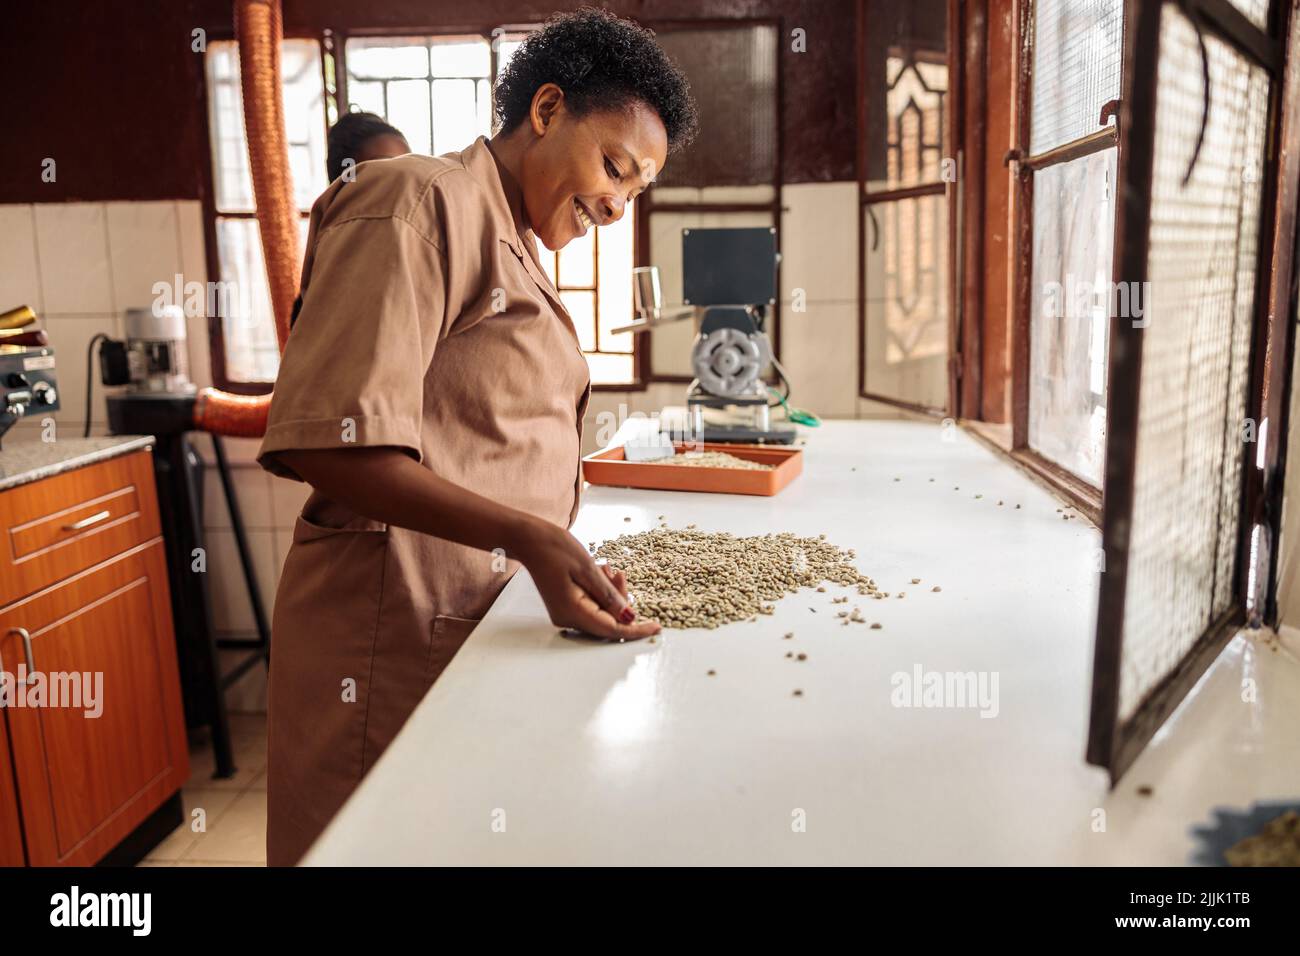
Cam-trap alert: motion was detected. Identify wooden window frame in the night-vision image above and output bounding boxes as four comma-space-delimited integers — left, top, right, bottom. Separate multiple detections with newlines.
196, 23, 648, 394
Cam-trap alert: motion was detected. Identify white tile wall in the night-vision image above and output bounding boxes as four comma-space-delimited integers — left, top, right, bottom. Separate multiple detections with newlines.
0, 205, 44, 313
106, 202, 183, 316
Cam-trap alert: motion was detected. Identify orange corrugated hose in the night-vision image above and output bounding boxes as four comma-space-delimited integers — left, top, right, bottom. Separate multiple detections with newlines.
192, 0, 300, 437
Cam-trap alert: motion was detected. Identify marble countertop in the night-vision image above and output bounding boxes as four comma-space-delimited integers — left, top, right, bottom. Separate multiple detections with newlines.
0, 435, 156, 492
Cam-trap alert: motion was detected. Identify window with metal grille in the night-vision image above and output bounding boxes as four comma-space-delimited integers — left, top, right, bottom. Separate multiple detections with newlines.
205, 39, 325, 385
1022, 0, 1124, 488
858, 0, 952, 414
202, 31, 639, 389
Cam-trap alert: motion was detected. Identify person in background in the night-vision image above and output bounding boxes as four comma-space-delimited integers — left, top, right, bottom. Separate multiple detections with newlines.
290, 113, 413, 330
325, 111, 410, 182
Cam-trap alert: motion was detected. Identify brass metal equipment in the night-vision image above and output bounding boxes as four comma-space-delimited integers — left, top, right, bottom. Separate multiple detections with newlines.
0, 305, 38, 331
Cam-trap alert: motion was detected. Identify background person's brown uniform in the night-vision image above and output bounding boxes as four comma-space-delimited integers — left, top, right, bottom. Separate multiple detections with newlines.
257, 137, 591, 866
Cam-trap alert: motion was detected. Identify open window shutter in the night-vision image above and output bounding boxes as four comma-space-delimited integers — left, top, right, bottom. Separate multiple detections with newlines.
1088, 0, 1291, 780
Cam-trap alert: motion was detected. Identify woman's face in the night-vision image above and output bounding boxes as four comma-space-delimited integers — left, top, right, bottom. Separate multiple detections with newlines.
518, 85, 669, 251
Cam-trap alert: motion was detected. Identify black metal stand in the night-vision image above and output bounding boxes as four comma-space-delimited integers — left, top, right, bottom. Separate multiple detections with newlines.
212, 435, 272, 682
107, 394, 271, 780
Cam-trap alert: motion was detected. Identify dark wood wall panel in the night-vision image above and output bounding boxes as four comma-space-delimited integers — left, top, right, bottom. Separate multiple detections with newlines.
0, 2, 208, 203
0, 0, 855, 205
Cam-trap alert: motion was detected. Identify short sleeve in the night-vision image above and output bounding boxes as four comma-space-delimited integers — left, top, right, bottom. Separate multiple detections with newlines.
257, 215, 447, 482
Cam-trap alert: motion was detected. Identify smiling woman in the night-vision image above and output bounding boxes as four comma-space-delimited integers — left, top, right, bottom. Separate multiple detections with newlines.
253, 7, 697, 866
489, 7, 698, 250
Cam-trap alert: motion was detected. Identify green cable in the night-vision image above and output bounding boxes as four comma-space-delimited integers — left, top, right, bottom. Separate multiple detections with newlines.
769, 386, 821, 427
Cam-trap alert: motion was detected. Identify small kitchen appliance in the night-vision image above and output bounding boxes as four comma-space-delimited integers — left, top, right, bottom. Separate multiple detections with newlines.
0, 305, 60, 449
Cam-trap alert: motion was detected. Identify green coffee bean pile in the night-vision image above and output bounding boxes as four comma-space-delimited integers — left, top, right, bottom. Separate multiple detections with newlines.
594, 528, 875, 629
660, 450, 774, 471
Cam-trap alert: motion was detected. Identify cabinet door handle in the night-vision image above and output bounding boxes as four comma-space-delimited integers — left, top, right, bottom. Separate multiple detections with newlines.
5, 627, 35, 684
63, 509, 111, 532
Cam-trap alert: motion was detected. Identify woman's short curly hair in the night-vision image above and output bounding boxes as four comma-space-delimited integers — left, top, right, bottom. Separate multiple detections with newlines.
493, 7, 699, 152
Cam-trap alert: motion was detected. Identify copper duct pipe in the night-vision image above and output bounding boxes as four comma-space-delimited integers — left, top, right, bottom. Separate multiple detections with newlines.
192, 0, 300, 437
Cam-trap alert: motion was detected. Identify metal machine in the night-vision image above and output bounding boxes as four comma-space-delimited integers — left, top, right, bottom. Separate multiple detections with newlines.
615, 227, 799, 444
0, 306, 60, 449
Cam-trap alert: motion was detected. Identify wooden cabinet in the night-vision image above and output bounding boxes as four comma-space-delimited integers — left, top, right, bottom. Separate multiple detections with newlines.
0, 448, 188, 866
0, 714, 24, 866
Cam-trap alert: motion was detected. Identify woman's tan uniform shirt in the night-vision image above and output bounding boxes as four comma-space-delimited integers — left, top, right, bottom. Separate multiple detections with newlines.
257, 136, 591, 866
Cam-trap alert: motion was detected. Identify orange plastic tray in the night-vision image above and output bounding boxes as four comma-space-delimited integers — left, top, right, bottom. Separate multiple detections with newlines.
582, 442, 802, 496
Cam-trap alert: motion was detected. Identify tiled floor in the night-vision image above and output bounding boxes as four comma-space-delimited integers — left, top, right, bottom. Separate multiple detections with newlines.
137, 712, 268, 867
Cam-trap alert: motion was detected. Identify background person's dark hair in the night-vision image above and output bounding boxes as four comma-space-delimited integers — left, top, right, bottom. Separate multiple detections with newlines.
493, 7, 699, 153
326, 111, 406, 182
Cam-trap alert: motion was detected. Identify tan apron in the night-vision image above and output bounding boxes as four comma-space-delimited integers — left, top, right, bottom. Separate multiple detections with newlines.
257, 137, 591, 866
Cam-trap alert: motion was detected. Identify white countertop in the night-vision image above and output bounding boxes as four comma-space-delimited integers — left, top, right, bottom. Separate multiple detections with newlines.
303, 419, 1300, 865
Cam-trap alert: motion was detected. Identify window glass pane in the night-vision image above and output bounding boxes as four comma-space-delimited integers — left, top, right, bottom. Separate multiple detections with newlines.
1028, 148, 1116, 485
430, 37, 490, 78
346, 38, 429, 79
862, 0, 949, 192
862, 194, 948, 409
346, 79, 385, 117
597, 199, 635, 354
536, 238, 558, 284
558, 228, 595, 288
387, 79, 432, 156
431, 78, 480, 155
207, 39, 325, 212
1030, 0, 1124, 154
585, 352, 635, 385
282, 41, 328, 206
496, 37, 526, 71
561, 290, 597, 352
207, 43, 254, 212
477, 78, 493, 138
214, 216, 308, 383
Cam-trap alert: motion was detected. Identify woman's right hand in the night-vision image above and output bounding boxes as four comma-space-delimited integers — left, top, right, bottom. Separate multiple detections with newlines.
515, 519, 661, 641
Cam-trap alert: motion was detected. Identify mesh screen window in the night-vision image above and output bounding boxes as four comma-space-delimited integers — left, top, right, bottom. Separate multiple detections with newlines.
1117, 7, 1268, 721
1030, 0, 1124, 155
